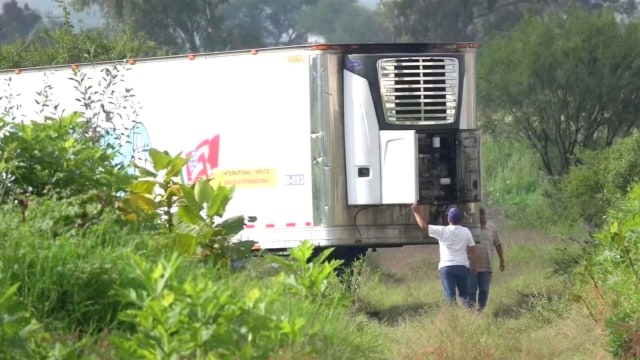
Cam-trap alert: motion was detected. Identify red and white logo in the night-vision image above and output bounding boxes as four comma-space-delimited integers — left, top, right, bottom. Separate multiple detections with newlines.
181, 134, 220, 184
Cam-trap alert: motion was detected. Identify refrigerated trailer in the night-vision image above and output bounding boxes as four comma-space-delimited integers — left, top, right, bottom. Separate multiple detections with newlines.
0, 43, 482, 259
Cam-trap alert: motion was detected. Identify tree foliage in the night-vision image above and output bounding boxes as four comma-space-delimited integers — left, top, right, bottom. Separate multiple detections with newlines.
479, 7, 640, 177
378, 0, 559, 42
70, 0, 323, 52
70, 0, 228, 53
559, 132, 640, 229
257, 0, 320, 45
0, 0, 42, 44
299, 0, 383, 43
377, 0, 638, 42
0, 1, 163, 69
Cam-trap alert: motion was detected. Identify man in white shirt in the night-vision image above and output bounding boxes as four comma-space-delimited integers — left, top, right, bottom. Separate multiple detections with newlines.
412, 203, 477, 306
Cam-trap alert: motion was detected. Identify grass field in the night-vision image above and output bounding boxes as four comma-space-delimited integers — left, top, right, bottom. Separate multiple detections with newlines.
0, 206, 614, 359
353, 224, 612, 360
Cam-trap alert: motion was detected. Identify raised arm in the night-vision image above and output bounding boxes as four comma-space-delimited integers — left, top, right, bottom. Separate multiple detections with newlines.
411, 202, 429, 231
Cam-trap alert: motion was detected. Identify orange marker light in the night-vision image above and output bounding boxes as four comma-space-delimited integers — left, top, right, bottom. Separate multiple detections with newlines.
187, 54, 196, 60
251, 49, 258, 55
311, 44, 329, 50
14, 68, 21, 74
128, 58, 136, 65
71, 64, 79, 71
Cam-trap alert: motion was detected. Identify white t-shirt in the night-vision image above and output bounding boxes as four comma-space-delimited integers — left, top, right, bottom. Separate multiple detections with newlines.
428, 224, 475, 269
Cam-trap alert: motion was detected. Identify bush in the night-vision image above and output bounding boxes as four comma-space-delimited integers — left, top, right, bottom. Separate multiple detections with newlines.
481, 134, 566, 230
0, 201, 157, 334
0, 283, 43, 359
561, 132, 640, 229
0, 283, 81, 360
0, 113, 133, 226
574, 183, 640, 359
111, 241, 384, 359
482, 135, 544, 209
0, 0, 163, 71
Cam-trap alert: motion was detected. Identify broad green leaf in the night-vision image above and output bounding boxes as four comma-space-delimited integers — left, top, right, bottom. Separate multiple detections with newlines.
130, 180, 159, 194
165, 155, 188, 178
216, 215, 245, 236
229, 241, 258, 259
175, 220, 202, 238
207, 187, 232, 218
209, 227, 225, 238
177, 206, 204, 225
132, 161, 157, 178
119, 212, 140, 222
180, 184, 199, 210
195, 179, 215, 206
116, 200, 140, 221
149, 148, 173, 172
125, 193, 157, 211
174, 233, 199, 255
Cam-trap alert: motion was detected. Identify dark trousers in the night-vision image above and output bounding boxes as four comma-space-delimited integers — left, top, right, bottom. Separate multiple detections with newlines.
468, 271, 493, 310
439, 265, 471, 306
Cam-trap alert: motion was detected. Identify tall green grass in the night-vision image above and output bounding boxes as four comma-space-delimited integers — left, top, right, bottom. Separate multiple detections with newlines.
0, 131, 618, 359
0, 205, 151, 334
0, 201, 387, 359
482, 136, 544, 209
482, 135, 583, 236
358, 229, 612, 360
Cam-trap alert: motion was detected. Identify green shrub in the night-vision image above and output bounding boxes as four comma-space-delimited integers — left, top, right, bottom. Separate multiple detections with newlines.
482, 135, 544, 209
0, 283, 82, 360
0, 113, 133, 225
574, 183, 640, 359
561, 132, 640, 229
0, 201, 156, 334
111, 241, 357, 359
0, 283, 43, 359
480, 135, 566, 230
0, 0, 163, 70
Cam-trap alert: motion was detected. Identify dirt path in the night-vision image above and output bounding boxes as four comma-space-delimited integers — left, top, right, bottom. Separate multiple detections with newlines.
368, 227, 555, 275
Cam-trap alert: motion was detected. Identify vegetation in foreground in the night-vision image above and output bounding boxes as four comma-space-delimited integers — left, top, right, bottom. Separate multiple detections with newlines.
0, 111, 628, 360
359, 227, 612, 360
2, 108, 640, 359
1, 3, 640, 359
0, 199, 617, 360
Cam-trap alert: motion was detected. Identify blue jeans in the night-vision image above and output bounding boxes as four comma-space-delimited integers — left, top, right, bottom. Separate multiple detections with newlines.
468, 271, 492, 310
439, 265, 471, 306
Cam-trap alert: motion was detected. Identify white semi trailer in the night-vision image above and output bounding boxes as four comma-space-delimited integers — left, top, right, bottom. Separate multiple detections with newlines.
0, 43, 482, 263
